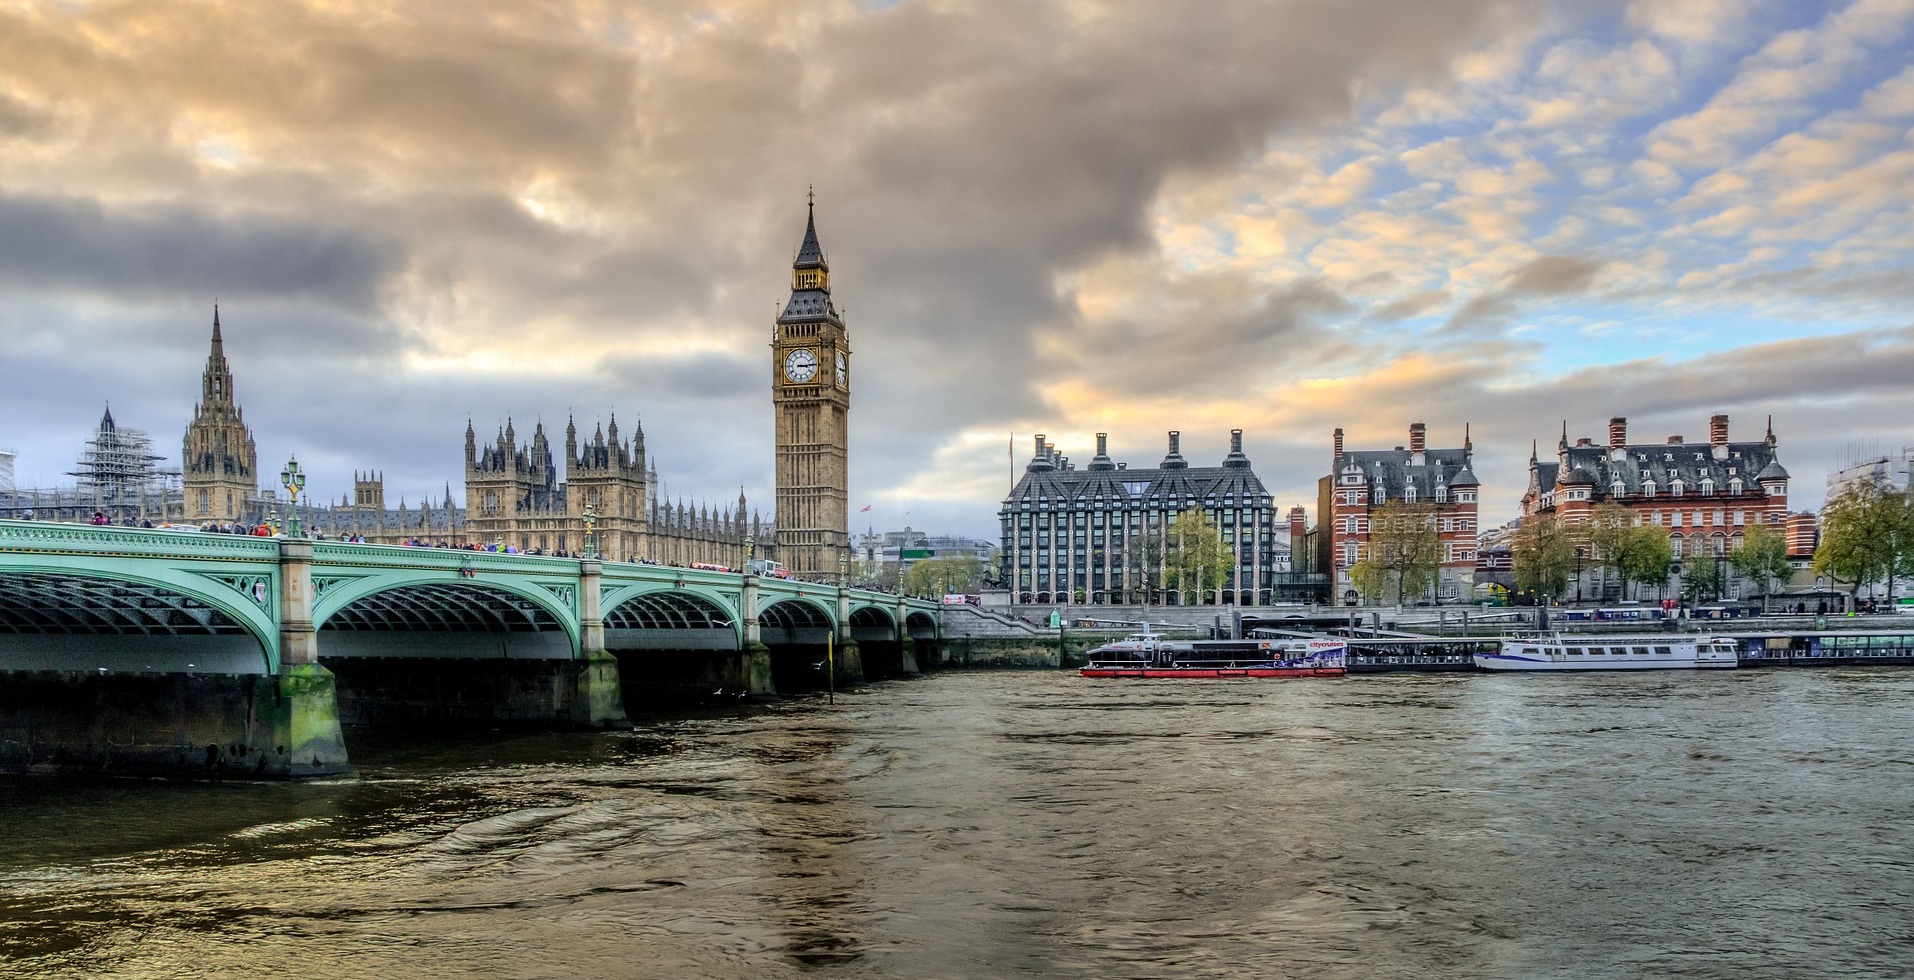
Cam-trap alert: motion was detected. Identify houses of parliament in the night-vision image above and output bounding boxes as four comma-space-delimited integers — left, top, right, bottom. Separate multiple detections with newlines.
34, 202, 856, 575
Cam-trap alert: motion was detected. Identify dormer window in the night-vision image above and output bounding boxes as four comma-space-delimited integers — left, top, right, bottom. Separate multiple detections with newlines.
1405, 485, 1418, 503
1612, 480, 1625, 497
1436, 485, 1449, 503
1729, 478, 1743, 494
1700, 478, 1715, 496
1643, 479, 1657, 496
1671, 479, 1685, 497
1374, 488, 1386, 505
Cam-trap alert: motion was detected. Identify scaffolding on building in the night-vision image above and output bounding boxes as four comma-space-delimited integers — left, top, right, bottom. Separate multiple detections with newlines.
4, 409, 186, 523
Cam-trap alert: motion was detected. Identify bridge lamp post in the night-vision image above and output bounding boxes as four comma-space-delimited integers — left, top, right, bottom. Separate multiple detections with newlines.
280, 456, 306, 538
745, 533, 755, 572
839, 553, 849, 587
582, 502, 598, 560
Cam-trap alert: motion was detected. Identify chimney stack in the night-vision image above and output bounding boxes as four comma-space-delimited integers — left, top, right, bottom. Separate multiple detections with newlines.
1710, 413, 1729, 450
1168, 431, 1180, 456
1409, 422, 1426, 453
1333, 427, 1344, 461
1231, 429, 1244, 454
1609, 417, 1627, 450
1097, 432, 1108, 457
1033, 434, 1046, 458
1667, 435, 1684, 445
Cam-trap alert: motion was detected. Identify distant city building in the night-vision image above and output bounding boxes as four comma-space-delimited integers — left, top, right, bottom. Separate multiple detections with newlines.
1826, 447, 1913, 499
1522, 414, 1792, 600
1318, 422, 1480, 604
0, 446, 14, 497
999, 429, 1290, 605
181, 306, 261, 524
855, 528, 998, 575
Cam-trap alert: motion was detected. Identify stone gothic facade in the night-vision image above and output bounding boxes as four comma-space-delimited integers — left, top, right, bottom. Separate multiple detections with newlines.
771, 196, 852, 579
181, 306, 260, 524
462, 415, 766, 563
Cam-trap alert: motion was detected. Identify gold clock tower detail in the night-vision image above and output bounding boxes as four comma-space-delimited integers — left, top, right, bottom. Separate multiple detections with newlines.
772, 193, 851, 579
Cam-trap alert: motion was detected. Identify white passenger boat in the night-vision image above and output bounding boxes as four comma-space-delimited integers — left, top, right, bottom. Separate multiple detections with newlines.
1473, 634, 1738, 671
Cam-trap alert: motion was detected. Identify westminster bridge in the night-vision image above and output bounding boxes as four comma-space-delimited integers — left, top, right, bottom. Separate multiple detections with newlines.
0, 520, 944, 778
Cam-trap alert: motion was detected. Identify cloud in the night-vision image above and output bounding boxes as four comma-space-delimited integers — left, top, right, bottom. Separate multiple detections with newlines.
3, 0, 1913, 542
0, 192, 398, 308
1442, 254, 1608, 333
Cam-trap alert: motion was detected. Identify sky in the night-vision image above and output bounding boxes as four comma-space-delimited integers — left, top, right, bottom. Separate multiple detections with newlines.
2, 0, 1912, 539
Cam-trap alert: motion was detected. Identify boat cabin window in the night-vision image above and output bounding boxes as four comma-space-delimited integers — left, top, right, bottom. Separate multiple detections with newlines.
1609, 647, 1627, 656
1632, 646, 1650, 656
1567, 647, 1583, 656
1587, 647, 1604, 655
1654, 646, 1672, 656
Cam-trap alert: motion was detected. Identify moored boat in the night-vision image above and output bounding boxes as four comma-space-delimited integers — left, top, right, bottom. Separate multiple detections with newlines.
1080, 637, 1347, 679
1473, 633, 1737, 671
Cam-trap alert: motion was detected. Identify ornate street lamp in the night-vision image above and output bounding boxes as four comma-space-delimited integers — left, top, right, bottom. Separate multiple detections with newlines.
279, 456, 307, 538
745, 533, 756, 572
582, 501, 598, 560
839, 553, 849, 587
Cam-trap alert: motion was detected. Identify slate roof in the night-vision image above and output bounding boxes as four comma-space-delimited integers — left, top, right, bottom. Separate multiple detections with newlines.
1336, 447, 1478, 500
1003, 444, 1274, 511
782, 200, 839, 321
1546, 438, 1786, 495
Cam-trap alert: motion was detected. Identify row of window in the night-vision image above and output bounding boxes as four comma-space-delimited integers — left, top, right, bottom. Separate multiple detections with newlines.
1338, 543, 1478, 567
1551, 475, 1768, 506
1333, 515, 1478, 534
1334, 487, 1479, 505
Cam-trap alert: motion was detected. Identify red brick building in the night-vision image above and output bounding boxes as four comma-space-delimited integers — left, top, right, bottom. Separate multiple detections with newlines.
1520, 414, 1792, 600
1316, 422, 1480, 605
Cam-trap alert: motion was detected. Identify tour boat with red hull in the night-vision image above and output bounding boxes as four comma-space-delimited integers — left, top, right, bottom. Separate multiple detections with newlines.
1080, 634, 1347, 679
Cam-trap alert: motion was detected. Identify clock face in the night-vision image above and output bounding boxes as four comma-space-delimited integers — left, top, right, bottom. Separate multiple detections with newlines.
836, 352, 847, 387
783, 347, 818, 383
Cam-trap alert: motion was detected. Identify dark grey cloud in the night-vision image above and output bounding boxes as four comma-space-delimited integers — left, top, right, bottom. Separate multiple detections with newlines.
0, 192, 398, 309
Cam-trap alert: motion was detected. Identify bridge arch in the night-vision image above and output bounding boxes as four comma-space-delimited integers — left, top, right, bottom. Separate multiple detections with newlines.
905, 610, 940, 640
845, 605, 898, 644
757, 597, 837, 648
315, 578, 578, 660
603, 589, 741, 650
0, 567, 276, 674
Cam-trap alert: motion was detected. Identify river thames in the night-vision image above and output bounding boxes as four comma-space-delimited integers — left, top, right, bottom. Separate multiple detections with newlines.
2, 667, 1910, 979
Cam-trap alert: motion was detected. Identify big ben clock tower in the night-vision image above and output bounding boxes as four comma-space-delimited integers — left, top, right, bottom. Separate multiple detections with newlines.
772, 193, 851, 578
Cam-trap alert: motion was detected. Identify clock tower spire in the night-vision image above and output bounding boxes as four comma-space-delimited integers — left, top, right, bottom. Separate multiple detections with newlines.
771, 191, 852, 579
